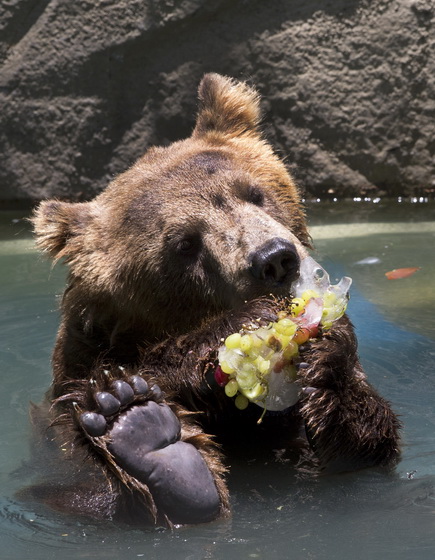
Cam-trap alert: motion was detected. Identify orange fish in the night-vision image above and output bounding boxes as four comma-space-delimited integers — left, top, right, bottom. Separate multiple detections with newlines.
385, 267, 421, 280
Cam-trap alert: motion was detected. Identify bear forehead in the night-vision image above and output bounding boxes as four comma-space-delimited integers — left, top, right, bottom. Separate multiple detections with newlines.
182, 150, 230, 175
157, 148, 245, 187
123, 148, 270, 219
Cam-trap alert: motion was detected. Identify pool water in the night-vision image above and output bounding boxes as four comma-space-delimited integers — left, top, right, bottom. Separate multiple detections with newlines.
0, 201, 434, 560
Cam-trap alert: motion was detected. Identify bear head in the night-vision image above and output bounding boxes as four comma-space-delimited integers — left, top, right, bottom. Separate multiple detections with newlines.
33, 74, 310, 348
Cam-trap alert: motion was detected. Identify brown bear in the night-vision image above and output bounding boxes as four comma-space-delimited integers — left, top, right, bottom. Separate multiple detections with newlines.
30, 73, 401, 527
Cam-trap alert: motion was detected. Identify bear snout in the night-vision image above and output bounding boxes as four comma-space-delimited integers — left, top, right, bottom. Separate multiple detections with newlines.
249, 238, 300, 286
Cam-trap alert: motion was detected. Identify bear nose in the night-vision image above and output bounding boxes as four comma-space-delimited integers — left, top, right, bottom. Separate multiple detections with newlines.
249, 238, 300, 284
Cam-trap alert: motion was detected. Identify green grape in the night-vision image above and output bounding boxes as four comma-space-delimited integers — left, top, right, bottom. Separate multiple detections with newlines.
243, 382, 266, 400
237, 370, 257, 390
275, 318, 297, 337
282, 340, 299, 360
275, 333, 291, 348
322, 307, 332, 319
248, 333, 264, 356
321, 298, 347, 326
235, 394, 249, 410
225, 378, 239, 397
301, 289, 320, 302
220, 360, 235, 374
225, 332, 242, 349
240, 361, 257, 374
255, 356, 271, 376
240, 334, 253, 353
251, 334, 263, 347
246, 345, 261, 359
323, 294, 338, 310
290, 297, 306, 316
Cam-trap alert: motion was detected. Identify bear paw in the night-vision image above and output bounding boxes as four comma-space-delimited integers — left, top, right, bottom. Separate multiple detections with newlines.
78, 376, 221, 525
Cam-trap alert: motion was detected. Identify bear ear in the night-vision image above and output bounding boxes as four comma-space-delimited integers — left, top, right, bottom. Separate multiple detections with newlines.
32, 200, 93, 261
192, 73, 262, 138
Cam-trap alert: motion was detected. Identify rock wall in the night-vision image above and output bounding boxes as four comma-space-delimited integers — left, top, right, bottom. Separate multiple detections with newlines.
0, 0, 433, 203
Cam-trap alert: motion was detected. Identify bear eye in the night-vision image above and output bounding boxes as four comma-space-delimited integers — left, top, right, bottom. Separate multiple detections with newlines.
247, 186, 264, 206
176, 234, 202, 257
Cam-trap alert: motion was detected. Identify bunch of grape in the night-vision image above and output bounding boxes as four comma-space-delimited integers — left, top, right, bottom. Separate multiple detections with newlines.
216, 259, 352, 412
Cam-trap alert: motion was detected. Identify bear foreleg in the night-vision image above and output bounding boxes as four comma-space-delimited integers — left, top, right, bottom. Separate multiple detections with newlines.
298, 315, 401, 471
54, 369, 229, 526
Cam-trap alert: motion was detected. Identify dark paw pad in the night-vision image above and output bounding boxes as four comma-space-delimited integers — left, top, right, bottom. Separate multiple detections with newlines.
80, 411, 107, 437
108, 404, 220, 524
112, 379, 135, 405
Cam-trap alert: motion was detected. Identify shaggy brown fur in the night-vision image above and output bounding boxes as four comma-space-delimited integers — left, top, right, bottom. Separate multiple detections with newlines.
29, 74, 401, 526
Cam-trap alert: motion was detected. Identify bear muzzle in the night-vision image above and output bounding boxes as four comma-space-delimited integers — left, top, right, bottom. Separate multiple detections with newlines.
248, 238, 300, 286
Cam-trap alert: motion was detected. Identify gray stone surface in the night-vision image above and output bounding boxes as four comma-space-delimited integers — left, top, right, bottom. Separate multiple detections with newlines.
0, 0, 433, 204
